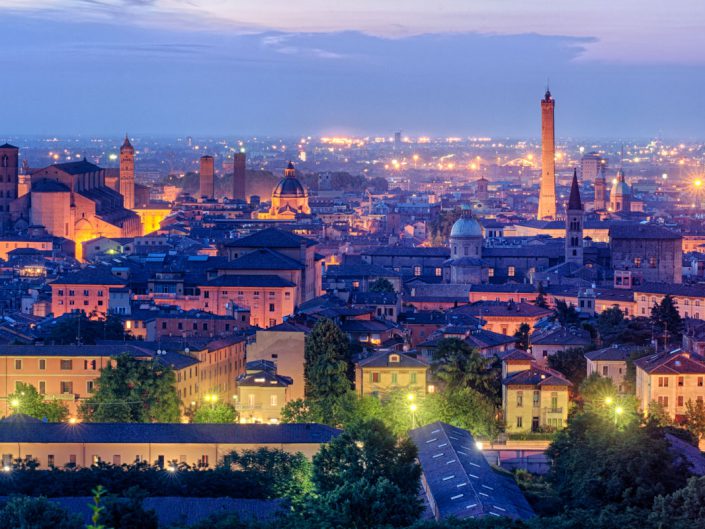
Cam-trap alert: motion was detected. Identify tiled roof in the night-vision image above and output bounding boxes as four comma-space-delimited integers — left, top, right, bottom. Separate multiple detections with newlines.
203, 275, 295, 288
530, 327, 591, 346
502, 365, 572, 387
584, 344, 637, 362
364, 247, 450, 258
218, 249, 304, 271
0, 418, 340, 445
409, 422, 534, 521
610, 224, 681, 240
451, 301, 552, 319
350, 291, 398, 305
0, 344, 152, 357
636, 283, 705, 297
224, 228, 316, 249
357, 351, 428, 369
634, 349, 705, 375
51, 159, 102, 175
263, 321, 312, 334
50, 267, 126, 286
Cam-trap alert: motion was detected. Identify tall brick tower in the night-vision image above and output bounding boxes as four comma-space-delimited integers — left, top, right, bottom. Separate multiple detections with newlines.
594, 163, 607, 211
199, 155, 215, 200
0, 143, 19, 232
565, 168, 584, 265
232, 151, 246, 201
119, 134, 135, 209
538, 88, 556, 220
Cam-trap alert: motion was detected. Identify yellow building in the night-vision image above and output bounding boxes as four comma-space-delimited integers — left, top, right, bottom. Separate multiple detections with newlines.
0, 415, 337, 467
355, 351, 430, 397
134, 206, 172, 235
236, 360, 292, 424
635, 349, 705, 421
502, 350, 571, 433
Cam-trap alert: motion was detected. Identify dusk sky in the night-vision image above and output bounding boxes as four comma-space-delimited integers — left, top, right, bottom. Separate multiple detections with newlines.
2, 0, 705, 138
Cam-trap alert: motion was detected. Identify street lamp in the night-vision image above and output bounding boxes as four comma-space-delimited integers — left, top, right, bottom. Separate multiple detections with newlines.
409, 403, 417, 428
604, 396, 613, 406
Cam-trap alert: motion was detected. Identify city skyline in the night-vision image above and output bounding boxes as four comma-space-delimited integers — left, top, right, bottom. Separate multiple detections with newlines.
2, 1, 705, 137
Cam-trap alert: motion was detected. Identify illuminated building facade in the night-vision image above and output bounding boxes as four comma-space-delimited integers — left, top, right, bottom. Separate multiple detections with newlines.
199, 155, 215, 200
0, 143, 19, 233
538, 89, 556, 220
257, 162, 310, 220
119, 135, 135, 210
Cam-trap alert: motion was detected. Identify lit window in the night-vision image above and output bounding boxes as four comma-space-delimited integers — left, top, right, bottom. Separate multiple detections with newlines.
508, 266, 515, 277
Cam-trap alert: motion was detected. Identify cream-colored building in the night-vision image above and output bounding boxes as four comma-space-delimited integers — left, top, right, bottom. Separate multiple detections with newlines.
236, 361, 292, 424
584, 345, 634, 393
247, 322, 309, 402
0, 415, 337, 467
355, 351, 430, 397
635, 349, 705, 420
501, 350, 571, 433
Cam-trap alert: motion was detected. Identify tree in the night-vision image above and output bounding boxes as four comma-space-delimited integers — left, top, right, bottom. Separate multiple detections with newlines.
514, 323, 531, 351
547, 347, 587, 388
303, 319, 352, 424
547, 412, 690, 511
8, 382, 69, 422
684, 399, 705, 441
419, 387, 499, 439
650, 476, 705, 529
45, 312, 129, 345
302, 419, 422, 529
101, 487, 158, 529
535, 287, 549, 309
369, 278, 395, 293
578, 373, 617, 410
0, 496, 82, 529
431, 338, 499, 402
647, 400, 673, 428
623, 346, 655, 393
227, 448, 313, 501
650, 294, 684, 349
555, 300, 580, 326
595, 306, 627, 346
192, 402, 237, 423
80, 354, 180, 423
428, 207, 462, 245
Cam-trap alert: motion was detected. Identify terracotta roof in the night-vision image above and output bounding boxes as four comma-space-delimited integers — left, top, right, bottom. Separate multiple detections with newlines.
634, 349, 705, 375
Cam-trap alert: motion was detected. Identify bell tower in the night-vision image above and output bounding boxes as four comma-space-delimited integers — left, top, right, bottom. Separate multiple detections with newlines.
565, 168, 584, 265
538, 88, 556, 220
119, 134, 135, 209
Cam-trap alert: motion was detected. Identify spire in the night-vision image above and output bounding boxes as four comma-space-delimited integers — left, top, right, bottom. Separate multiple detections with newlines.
544, 80, 551, 101
121, 133, 133, 151
567, 168, 582, 211
284, 160, 295, 177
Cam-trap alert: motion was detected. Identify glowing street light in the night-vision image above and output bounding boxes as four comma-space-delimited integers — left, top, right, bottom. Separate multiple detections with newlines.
475, 441, 484, 451
9, 399, 19, 408
604, 396, 613, 405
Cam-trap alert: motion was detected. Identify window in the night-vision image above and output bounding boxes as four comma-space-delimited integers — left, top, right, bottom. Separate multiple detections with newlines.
678, 396, 684, 407
435, 267, 442, 277
92, 455, 101, 465
39, 381, 46, 395
87, 380, 95, 393
113, 455, 121, 465
60, 381, 73, 394
634, 257, 641, 267
699, 377, 704, 387
658, 377, 668, 387
269, 303, 275, 312
391, 373, 398, 385
69, 454, 77, 465
14, 359, 21, 370
410, 372, 417, 384
533, 390, 540, 406
602, 366, 608, 376
551, 392, 558, 410
488, 268, 494, 277
68, 290, 74, 296
678, 376, 684, 387
658, 396, 669, 408
162, 322, 167, 329
371, 372, 380, 383
203, 291, 210, 299
60, 359, 72, 370
516, 416, 523, 428
413, 266, 421, 277
47, 455, 55, 467
508, 266, 515, 277
516, 391, 523, 407
270, 394, 278, 407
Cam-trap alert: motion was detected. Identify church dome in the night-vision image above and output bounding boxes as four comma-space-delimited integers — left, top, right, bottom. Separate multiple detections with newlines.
273, 161, 307, 198
611, 170, 631, 197
450, 213, 482, 238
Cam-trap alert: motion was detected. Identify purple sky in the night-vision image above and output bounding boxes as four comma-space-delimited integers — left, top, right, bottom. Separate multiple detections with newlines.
1, 1, 704, 137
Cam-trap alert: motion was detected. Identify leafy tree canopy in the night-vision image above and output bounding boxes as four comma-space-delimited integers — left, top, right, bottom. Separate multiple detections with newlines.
79, 354, 181, 423
8, 382, 69, 423
192, 402, 237, 424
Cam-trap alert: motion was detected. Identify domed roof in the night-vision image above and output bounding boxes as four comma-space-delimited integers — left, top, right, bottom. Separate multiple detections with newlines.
611, 170, 631, 196
450, 213, 483, 238
273, 161, 307, 198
